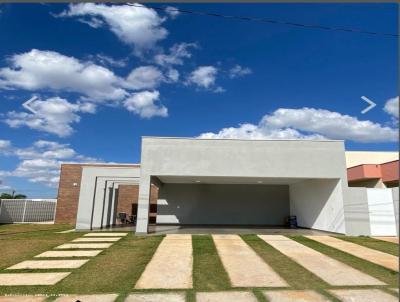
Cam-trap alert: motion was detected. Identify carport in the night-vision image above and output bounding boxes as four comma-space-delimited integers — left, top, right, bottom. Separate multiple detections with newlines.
136, 137, 348, 234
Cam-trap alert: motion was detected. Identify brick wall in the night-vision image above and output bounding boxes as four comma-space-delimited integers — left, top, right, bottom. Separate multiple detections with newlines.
55, 164, 83, 224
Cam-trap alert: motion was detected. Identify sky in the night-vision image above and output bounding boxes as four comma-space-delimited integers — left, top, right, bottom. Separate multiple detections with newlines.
0, 3, 398, 198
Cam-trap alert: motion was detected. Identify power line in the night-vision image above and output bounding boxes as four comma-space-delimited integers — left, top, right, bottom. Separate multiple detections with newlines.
128, 3, 398, 38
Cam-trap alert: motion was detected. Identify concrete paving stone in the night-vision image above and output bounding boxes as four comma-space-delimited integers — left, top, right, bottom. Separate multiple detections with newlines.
329, 289, 398, 302
0, 272, 70, 286
0, 296, 47, 302
55, 243, 113, 249
7, 260, 89, 270
389, 288, 399, 293
306, 235, 399, 272
54, 294, 118, 302
72, 237, 121, 242
259, 235, 385, 286
196, 291, 258, 302
35, 250, 103, 258
213, 234, 288, 287
135, 234, 193, 289
125, 293, 186, 302
263, 290, 331, 302
56, 229, 75, 234
373, 237, 399, 244
84, 233, 128, 237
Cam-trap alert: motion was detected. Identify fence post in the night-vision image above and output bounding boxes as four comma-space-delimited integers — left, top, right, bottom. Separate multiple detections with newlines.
22, 200, 27, 223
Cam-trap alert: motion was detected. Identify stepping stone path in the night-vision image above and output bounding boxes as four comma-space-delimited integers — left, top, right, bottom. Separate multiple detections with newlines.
0, 232, 126, 287
0, 272, 70, 286
306, 236, 399, 271
55, 243, 113, 249
84, 232, 128, 237
329, 289, 398, 302
135, 234, 193, 289
263, 290, 330, 302
0, 296, 47, 301
197, 291, 258, 302
259, 235, 385, 286
373, 237, 399, 244
7, 260, 89, 270
125, 293, 185, 302
35, 250, 103, 258
73, 237, 121, 242
213, 234, 288, 287
54, 294, 118, 302
56, 229, 75, 234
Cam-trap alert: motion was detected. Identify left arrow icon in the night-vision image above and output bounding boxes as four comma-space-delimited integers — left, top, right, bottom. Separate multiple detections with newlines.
361, 96, 376, 114
22, 96, 38, 114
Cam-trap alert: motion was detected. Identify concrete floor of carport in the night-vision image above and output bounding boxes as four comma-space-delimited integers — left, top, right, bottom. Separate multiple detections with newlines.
84, 224, 336, 235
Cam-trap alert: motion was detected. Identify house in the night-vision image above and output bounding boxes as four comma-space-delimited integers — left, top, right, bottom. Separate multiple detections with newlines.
55, 137, 399, 236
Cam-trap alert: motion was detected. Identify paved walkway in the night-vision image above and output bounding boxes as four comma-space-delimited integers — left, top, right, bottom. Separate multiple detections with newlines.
135, 234, 193, 289
263, 290, 330, 302
54, 294, 118, 302
259, 235, 385, 286
0, 272, 70, 286
7, 260, 88, 270
329, 289, 398, 302
213, 234, 288, 287
306, 236, 399, 271
197, 291, 258, 302
0, 296, 47, 301
373, 237, 399, 244
125, 293, 185, 302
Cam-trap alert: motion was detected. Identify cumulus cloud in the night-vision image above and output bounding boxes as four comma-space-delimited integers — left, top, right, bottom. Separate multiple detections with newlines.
187, 66, 220, 90
124, 66, 164, 90
199, 107, 398, 143
123, 90, 168, 118
154, 42, 197, 67
0, 140, 101, 187
91, 54, 127, 67
384, 96, 399, 119
4, 96, 95, 137
58, 3, 168, 54
165, 6, 180, 19
0, 49, 126, 102
228, 65, 252, 79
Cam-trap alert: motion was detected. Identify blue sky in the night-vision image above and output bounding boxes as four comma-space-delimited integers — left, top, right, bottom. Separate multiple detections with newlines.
0, 3, 398, 197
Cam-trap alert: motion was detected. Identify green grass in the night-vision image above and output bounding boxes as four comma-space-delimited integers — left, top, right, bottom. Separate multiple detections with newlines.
335, 236, 399, 256
0, 233, 163, 296
241, 234, 328, 290
192, 235, 231, 291
0, 224, 79, 271
290, 236, 399, 287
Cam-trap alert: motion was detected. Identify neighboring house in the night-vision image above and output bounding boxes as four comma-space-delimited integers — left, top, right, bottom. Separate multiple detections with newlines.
346, 151, 399, 188
55, 137, 399, 236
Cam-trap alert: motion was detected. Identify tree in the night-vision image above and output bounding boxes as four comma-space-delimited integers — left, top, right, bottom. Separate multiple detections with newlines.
0, 191, 27, 199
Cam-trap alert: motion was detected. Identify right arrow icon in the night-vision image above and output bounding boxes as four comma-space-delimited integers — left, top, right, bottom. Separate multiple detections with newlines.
361, 96, 376, 114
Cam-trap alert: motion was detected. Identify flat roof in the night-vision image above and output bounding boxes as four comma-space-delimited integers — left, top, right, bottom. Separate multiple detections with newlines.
141, 136, 344, 142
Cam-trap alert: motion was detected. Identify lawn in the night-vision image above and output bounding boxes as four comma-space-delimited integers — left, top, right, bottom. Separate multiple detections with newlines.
0, 224, 398, 302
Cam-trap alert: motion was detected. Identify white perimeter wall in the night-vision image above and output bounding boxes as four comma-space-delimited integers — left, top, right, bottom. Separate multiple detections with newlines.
367, 188, 397, 236
289, 179, 346, 234
157, 184, 289, 225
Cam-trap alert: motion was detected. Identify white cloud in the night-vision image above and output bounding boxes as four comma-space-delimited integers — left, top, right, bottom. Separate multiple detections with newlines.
0, 49, 126, 102
228, 65, 252, 79
165, 6, 180, 19
199, 107, 398, 143
124, 66, 164, 90
92, 54, 127, 67
188, 66, 218, 89
4, 96, 96, 137
58, 3, 168, 54
0, 140, 101, 187
123, 90, 167, 118
154, 42, 197, 66
384, 96, 399, 119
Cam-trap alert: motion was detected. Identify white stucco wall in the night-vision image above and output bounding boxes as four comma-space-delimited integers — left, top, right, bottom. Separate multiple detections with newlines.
343, 187, 371, 236
392, 187, 399, 235
157, 184, 289, 225
289, 179, 345, 234
345, 151, 399, 168
137, 137, 348, 234
76, 166, 140, 230
367, 188, 397, 236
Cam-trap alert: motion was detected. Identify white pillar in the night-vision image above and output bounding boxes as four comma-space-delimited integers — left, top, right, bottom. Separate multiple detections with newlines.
136, 175, 151, 234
